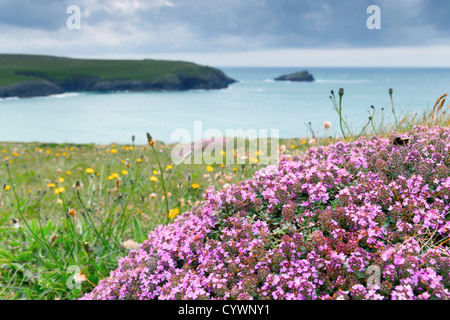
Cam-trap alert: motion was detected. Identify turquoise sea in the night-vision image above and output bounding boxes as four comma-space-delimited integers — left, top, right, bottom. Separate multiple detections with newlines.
0, 67, 449, 144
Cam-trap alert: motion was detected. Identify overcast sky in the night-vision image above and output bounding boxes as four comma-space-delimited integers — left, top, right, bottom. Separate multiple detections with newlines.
1, 0, 450, 66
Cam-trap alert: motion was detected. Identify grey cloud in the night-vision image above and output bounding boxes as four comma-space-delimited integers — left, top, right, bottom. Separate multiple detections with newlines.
0, 0, 72, 30
0, 0, 449, 55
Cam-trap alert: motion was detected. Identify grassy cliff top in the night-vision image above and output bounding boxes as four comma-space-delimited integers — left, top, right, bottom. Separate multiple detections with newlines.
0, 54, 221, 87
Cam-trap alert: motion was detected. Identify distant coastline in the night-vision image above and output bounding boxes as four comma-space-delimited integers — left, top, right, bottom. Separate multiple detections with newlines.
0, 54, 236, 98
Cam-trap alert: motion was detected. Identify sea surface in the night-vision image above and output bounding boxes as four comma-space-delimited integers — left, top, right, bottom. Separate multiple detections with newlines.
0, 67, 449, 144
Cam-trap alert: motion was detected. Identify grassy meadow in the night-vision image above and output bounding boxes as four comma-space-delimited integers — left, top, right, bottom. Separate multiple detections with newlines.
0, 133, 309, 299
0, 89, 449, 300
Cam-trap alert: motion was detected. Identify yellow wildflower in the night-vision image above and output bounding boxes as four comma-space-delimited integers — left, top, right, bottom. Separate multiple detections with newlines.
168, 208, 180, 220
149, 176, 158, 182
191, 183, 200, 189
206, 166, 214, 172
85, 168, 95, 174
54, 187, 65, 194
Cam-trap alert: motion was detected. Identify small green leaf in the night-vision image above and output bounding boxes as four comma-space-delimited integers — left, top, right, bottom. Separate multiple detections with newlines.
133, 216, 144, 243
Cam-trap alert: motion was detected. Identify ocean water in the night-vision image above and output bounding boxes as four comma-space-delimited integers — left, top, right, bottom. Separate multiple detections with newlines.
0, 67, 449, 145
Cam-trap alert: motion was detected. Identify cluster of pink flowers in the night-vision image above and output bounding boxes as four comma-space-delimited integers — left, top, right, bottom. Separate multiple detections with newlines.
82, 125, 450, 300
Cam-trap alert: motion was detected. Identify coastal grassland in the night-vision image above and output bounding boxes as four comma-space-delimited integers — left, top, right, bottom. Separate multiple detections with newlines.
0, 54, 225, 87
0, 90, 449, 300
0, 135, 303, 299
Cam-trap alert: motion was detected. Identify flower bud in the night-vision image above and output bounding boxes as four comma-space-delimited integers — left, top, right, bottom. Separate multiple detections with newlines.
67, 208, 76, 217
73, 179, 83, 190
146, 132, 156, 147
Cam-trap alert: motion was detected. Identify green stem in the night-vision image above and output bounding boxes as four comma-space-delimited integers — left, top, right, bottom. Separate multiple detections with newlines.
338, 94, 347, 140
390, 93, 398, 127
76, 189, 108, 247
117, 161, 142, 237
151, 146, 170, 222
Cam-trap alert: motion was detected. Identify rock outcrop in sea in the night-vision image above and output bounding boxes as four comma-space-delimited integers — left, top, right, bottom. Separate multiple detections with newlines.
274, 70, 315, 82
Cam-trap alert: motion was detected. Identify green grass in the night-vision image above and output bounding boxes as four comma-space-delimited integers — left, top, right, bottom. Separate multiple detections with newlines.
0, 135, 308, 299
0, 54, 221, 87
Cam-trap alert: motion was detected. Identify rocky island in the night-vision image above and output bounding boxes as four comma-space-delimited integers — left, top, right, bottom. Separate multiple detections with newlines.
274, 70, 315, 82
0, 54, 236, 98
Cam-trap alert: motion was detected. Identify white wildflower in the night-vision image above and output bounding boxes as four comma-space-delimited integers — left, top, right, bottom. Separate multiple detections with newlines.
73, 273, 87, 284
